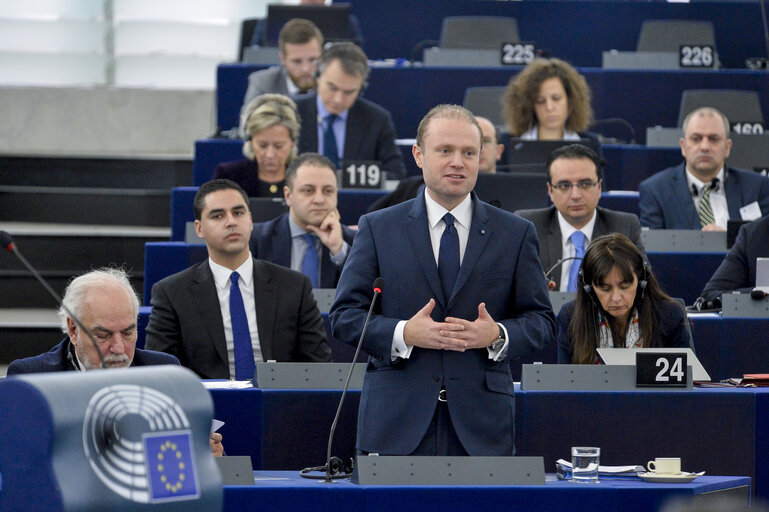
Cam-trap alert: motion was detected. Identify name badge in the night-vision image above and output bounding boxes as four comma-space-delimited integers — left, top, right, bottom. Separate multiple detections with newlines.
340, 160, 383, 189
636, 352, 688, 387
501, 42, 536, 66
731, 122, 764, 135
740, 201, 762, 221
679, 45, 715, 68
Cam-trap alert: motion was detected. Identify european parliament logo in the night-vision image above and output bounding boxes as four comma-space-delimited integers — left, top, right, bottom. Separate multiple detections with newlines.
144, 431, 200, 502
82, 384, 201, 504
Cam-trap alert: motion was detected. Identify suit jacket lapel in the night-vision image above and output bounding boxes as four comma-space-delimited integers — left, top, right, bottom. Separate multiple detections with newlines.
544, 208, 563, 288
191, 263, 229, 367
448, 195, 490, 309
252, 260, 276, 361
673, 165, 700, 228
406, 195, 446, 307
271, 216, 292, 268
724, 169, 742, 219
343, 102, 360, 159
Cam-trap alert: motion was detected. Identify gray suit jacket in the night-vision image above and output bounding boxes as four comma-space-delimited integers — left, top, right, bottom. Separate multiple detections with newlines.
514, 205, 646, 290
239, 66, 291, 135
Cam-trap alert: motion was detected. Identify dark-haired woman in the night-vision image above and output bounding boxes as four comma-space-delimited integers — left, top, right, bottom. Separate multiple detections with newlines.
557, 233, 693, 364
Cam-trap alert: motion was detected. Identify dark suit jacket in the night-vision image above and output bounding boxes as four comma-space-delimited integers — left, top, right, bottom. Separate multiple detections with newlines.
556, 299, 694, 363
330, 191, 555, 455
6, 338, 179, 375
367, 175, 425, 213
639, 163, 769, 229
249, 213, 356, 288
145, 258, 331, 379
514, 205, 647, 290
212, 159, 285, 199
295, 93, 406, 178
701, 214, 769, 301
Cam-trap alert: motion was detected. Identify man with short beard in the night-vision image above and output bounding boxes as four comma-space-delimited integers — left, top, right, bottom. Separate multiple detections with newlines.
8, 268, 178, 373
7, 268, 225, 457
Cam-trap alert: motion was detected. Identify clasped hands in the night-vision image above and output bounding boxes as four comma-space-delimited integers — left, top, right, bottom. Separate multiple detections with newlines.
403, 299, 499, 351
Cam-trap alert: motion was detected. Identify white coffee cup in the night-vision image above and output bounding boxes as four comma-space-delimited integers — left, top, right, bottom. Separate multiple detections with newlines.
647, 457, 681, 474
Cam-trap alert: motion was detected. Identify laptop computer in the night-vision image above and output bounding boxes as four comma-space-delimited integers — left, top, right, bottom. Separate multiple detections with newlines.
597, 347, 711, 382
500, 137, 601, 173
265, 4, 351, 47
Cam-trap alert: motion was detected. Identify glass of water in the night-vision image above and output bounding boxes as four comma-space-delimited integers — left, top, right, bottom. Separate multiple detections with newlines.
571, 446, 600, 483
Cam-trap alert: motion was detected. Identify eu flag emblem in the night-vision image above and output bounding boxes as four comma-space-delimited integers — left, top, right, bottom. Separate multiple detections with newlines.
143, 431, 200, 502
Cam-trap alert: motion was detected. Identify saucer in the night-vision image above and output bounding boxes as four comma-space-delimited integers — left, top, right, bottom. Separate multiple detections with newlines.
639, 471, 704, 483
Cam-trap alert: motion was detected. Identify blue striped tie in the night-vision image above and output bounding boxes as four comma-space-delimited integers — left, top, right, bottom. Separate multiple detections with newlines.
567, 231, 586, 292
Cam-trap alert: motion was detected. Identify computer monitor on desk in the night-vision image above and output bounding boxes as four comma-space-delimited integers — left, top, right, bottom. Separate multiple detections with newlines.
265, 4, 351, 46
501, 137, 600, 173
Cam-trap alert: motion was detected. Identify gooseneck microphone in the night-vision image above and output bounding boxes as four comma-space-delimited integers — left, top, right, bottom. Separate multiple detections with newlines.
301, 277, 384, 482
0, 230, 106, 369
544, 256, 583, 281
751, 289, 768, 300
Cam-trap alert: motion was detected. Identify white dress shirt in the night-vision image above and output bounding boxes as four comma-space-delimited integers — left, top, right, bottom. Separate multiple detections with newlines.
391, 192, 508, 361
208, 255, 263, 379
557, 210, 597, 292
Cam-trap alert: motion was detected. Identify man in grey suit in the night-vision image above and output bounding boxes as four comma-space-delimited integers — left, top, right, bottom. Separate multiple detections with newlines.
516, 144, 645, 291
239, 19, 323, 135
145, 179, 331, 380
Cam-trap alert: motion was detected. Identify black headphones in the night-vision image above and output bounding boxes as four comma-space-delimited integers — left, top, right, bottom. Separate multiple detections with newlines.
579, 260, 649, 300
300, 456, 354, 480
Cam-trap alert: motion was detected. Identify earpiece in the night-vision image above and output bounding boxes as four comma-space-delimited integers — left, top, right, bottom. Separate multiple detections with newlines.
639, 261, 649, 299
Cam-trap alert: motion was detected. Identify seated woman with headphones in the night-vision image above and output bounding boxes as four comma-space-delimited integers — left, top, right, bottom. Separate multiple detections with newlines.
557, 233, 693, 364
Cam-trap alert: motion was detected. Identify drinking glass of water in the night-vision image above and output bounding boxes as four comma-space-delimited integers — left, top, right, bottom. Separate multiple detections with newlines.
571, 446, 600, 483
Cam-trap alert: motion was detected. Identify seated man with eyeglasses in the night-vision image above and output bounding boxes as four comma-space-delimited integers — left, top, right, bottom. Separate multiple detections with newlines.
515, 144, 646, 291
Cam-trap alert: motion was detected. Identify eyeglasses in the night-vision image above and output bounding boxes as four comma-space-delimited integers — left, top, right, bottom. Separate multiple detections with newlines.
549, 180, 601, 192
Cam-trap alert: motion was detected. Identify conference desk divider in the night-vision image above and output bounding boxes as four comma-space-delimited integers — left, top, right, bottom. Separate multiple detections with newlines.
255, 362, 365, 389
721, 293, 769, 317
520, 364, 693, 391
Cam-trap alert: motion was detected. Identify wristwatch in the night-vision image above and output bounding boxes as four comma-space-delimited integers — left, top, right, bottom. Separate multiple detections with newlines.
490, 324, 506, 352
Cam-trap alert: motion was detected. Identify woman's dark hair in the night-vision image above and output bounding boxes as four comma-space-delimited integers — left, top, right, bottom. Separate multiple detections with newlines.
568, 233, 677, 364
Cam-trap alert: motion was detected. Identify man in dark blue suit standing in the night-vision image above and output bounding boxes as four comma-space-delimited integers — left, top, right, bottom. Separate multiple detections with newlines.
639, 107, 769, 230
330, 105, 555, 456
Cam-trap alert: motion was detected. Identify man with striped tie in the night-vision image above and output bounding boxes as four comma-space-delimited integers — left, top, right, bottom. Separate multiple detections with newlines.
639, 107, 769, 230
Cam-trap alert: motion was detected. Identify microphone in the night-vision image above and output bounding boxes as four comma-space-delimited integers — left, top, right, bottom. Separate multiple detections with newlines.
0, 230, 107, 369
710, 178, 720, 191
691, 184, 699, 197
751, 289, 768, 300
544, 256, 582, 281
301, 277, 384, 482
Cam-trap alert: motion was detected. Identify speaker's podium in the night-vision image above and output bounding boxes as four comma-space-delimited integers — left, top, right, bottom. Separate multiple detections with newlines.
0, 366, 222, 512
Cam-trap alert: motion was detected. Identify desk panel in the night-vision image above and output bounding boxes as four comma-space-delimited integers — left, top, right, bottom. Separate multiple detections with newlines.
515, 387, 765, 498
223, 471, 749, 512
209, 388, 360, 470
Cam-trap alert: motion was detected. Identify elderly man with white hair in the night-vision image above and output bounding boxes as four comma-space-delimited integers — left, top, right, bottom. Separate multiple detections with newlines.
7, 268, 225, 456
8, 268, 178, 374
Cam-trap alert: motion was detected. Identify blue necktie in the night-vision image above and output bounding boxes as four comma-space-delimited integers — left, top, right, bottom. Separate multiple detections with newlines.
567, 231, 586, 292
323, 114, 339, 169
301, 234, 319, 288
438, 213, 460, 300
230, 272, 255, 380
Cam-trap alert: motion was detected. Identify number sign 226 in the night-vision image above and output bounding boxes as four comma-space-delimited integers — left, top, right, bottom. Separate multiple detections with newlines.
636, 352, 689, 387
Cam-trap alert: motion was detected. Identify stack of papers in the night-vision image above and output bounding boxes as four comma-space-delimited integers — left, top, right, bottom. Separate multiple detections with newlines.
556, 459, 645, 480
201, 380, 254, 390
